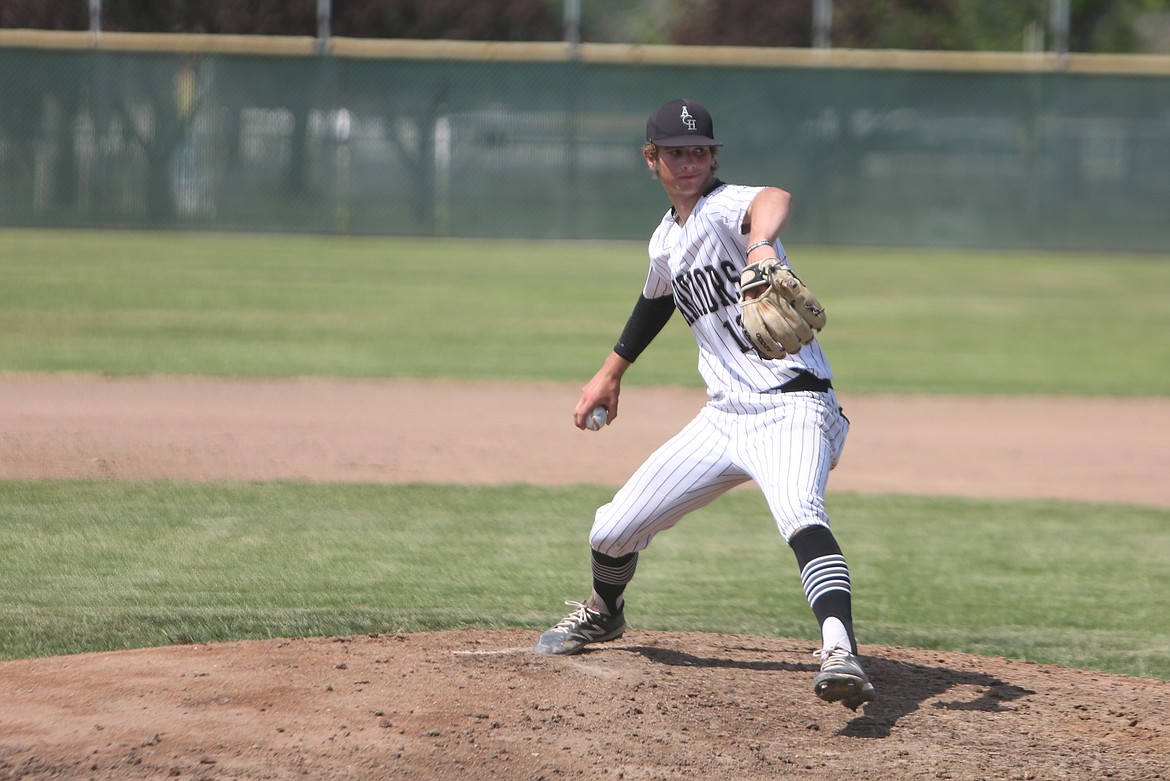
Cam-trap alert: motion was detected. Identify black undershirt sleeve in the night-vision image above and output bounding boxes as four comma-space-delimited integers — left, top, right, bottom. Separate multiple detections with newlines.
613, 294, 676, 363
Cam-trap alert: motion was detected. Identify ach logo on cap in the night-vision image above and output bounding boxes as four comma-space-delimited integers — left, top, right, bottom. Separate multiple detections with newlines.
645, 98, 721, 148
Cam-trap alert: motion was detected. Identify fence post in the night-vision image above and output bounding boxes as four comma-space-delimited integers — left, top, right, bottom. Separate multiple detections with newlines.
813, 0, 832, 49
564, 0, 581, 57
1050, 0, 1069, 56
317, 0, 331, 54
89, 0, 101, 36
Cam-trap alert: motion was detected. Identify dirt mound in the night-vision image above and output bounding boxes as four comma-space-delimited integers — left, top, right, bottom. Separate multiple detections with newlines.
2, 630, 1167, 780
1, 375, 1168, 780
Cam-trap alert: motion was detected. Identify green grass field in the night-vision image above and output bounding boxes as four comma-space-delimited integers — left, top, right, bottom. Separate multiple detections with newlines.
3, 229, 1169, 393
1, 229, 1168, 678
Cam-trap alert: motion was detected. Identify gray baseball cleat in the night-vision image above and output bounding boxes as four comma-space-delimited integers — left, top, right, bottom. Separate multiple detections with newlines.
813, 646, 876, 711
534, 600, 626, 655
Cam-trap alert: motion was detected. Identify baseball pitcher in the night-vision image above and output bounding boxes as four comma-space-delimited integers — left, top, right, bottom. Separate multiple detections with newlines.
534, 98, 874, 712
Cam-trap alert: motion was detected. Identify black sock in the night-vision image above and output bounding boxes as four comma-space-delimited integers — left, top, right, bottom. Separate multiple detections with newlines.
790, 525, 857, 653
591, 549, 637, 616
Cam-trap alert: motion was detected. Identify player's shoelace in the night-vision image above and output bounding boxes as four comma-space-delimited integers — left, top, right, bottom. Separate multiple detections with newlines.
816, 645, 859, 671
553, 601, 602, 631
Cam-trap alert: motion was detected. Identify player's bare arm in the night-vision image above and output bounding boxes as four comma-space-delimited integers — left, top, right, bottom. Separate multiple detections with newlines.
741, 186, 793, 301
573, 352, 629, 429
742, 186, 793, 243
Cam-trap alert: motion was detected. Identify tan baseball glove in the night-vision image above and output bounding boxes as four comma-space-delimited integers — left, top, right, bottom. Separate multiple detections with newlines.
738, 259, 827, 359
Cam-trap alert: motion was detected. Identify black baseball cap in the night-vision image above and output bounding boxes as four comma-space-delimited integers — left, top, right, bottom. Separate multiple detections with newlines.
645, 98, 721, 147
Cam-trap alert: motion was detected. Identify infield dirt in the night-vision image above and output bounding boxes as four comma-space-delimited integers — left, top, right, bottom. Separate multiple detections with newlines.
1, 375, 1167, 780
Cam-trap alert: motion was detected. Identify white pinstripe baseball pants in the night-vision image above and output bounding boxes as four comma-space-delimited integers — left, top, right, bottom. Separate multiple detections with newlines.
589, 390, 849, 556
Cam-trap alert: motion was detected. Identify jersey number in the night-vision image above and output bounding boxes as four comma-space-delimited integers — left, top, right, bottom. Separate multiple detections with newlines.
722, 313, 755, 353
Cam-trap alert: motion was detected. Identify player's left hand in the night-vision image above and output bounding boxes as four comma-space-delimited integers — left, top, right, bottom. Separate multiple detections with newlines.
738, 259, 826, 359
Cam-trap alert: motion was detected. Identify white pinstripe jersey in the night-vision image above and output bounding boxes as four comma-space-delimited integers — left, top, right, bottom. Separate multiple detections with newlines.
643, 181, 833, 397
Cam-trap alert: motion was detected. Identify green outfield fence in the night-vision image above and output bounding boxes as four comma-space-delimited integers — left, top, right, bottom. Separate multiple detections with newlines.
1, 31, 1168, 251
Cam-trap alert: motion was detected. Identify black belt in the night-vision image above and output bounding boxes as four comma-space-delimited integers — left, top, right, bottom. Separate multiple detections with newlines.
777, 372, 833, 393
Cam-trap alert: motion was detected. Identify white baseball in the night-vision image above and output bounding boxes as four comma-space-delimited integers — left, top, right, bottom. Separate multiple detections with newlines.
585, 406, 608, 431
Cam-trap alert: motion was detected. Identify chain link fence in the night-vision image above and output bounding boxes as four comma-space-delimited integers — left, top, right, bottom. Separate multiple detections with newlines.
1, 33, 1168, 251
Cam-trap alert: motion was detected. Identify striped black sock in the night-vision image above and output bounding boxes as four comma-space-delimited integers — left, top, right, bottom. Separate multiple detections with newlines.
591, 549, 638, 616
790, 525, 857, 653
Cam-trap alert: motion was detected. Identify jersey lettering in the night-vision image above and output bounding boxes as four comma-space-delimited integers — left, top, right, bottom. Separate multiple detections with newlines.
672, 262, 739, 326
672, 273, 702, 324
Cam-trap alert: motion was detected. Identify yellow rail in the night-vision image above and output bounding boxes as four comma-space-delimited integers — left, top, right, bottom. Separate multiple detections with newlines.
2, 29, 1169, 75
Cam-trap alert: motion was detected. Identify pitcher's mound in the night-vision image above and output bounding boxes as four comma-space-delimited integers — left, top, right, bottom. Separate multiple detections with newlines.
3, 629, 1168, 780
